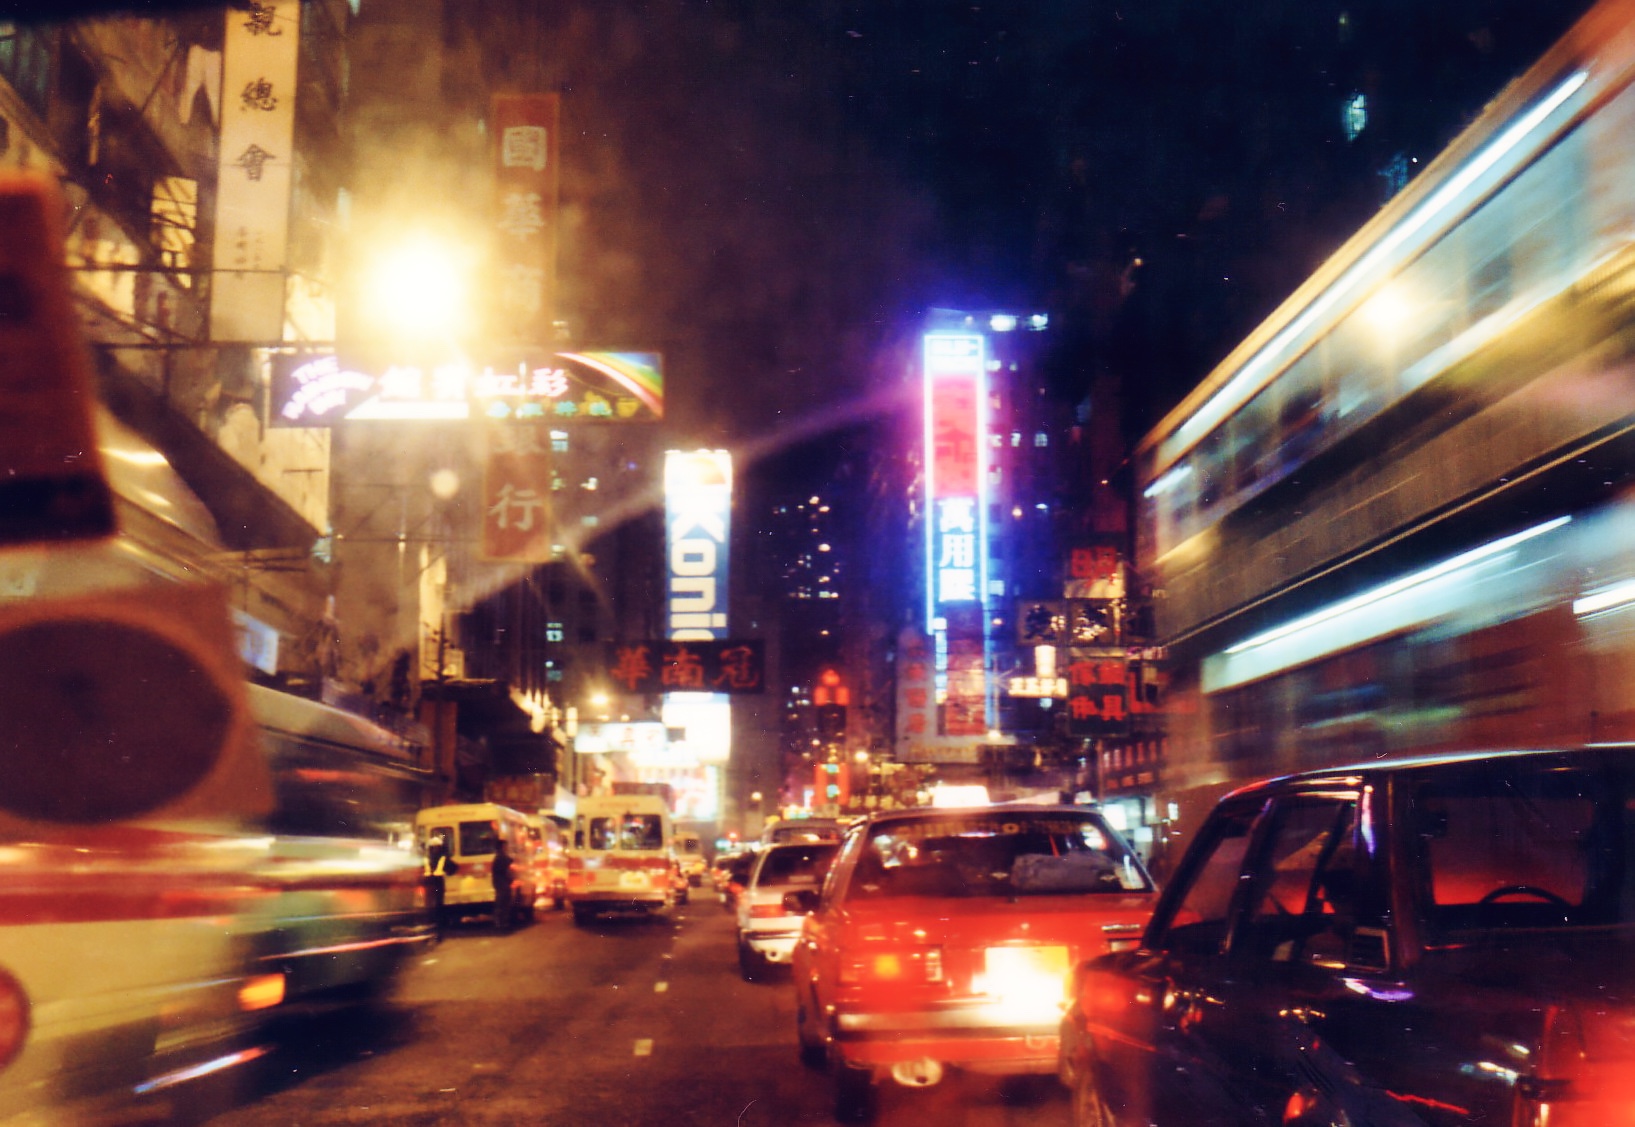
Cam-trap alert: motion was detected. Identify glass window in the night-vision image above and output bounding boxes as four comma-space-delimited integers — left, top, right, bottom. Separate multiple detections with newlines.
588, 814, 664, 850
756, 843, 839, 886
844, 812, 1149, 902
1239, 799, 1360, 964
459, 820, 499, 857
1409, 759, 1617, 936
1159, 805, 1256, 956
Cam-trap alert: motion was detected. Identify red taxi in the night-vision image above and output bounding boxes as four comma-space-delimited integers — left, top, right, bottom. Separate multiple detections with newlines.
787, 805, 1156, 1120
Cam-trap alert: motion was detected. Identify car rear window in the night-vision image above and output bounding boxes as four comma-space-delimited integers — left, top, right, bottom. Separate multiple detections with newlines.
756, 844, 838, 886
847, 812, 1150, 900
587, 814, 664, 850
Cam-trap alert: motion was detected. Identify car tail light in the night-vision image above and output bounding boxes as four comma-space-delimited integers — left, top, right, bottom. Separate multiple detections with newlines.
839, 946, 944, 985
1518, 1003, 1635, 1126
0, 968, 28, 1073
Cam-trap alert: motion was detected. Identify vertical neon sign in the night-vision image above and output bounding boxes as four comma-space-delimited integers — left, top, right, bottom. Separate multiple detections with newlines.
923, 332, 988, 624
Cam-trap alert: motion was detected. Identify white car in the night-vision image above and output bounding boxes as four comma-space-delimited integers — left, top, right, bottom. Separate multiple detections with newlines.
736, 841, 840, 980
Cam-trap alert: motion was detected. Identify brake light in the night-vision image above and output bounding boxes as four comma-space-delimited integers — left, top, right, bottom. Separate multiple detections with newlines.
237, 974, 286, 1012
1515, 1003, 1635, 1125
839, 947, 943, 985
0, 968, 27, 1073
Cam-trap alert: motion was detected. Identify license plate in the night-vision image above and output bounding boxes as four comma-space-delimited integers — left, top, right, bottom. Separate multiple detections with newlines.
987, 944, 1069, 977
619, 871, 649, 889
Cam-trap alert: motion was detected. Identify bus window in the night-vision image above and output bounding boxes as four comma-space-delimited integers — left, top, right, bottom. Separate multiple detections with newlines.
459, 820, 499, 857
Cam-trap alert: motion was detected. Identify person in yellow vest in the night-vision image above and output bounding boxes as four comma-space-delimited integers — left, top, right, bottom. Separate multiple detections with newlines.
422, 832, 455, 940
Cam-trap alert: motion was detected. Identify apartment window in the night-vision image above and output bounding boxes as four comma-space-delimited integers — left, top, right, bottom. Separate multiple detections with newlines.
150, 176, 198, 286
0, 22, 51, 118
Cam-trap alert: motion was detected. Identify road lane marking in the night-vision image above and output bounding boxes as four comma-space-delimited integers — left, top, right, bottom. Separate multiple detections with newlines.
654, 981, 669, 993
633, 1039, 653, 1057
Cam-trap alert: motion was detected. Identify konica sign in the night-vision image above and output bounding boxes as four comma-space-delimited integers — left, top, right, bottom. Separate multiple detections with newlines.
665, 449, 732, 640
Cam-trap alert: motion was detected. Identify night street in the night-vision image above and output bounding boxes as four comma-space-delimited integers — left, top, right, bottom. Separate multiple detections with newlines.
199, 904, 1070, 1127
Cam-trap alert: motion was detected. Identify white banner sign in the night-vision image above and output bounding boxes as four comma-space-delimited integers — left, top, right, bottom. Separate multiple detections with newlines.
210, 0, 299, 342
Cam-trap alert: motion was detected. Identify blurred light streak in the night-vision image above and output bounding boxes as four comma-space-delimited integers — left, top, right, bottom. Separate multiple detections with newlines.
1164, 70, 1588, 471
1205, 516, 1570, 692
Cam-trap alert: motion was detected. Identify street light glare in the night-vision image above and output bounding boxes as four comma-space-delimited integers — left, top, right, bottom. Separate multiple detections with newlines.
367, 237, 468, 338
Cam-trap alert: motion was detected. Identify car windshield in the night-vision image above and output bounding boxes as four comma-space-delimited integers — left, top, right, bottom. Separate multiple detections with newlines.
848, 812, 1151, 900
1411, 758, 1635, 936
754, 843, 838, 887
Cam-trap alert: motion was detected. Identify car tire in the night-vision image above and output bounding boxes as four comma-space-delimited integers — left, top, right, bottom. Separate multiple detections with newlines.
795, 995, 826, 1067
1070, 1064, 1116, 1127
833, 1062, 875, 1123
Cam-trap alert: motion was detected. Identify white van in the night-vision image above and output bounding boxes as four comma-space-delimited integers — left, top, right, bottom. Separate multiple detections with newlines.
566, 794, 678, 924
414, 803, 540, 928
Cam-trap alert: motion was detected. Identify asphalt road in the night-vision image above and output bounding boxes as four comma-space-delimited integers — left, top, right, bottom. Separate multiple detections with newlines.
198, 896, 1073, 1127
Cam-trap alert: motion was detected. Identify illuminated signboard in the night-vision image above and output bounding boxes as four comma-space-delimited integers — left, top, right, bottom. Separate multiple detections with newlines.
270, 350, 664, 425
923, 332, 987, 623
665, 450, 731, 640
574, 722, 669, 756
603, 639, 765, 696
664, 449, 734, 768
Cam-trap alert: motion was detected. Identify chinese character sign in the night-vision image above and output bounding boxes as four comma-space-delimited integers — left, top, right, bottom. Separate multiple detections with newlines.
1065, 650, 1129, 737
270, 350, 664, 426
1066, 545, 1126, 600
480, 427, 552, 562
602, 640, 764, 695
924, 332, 986, 619
210, 0, 299, 342
492, 94, 560, 343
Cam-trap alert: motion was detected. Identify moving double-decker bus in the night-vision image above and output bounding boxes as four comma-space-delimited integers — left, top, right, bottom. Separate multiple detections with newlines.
1133, 0, 1635, 852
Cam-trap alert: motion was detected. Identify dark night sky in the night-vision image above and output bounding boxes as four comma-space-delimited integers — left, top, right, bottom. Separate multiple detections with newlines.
542, 0, 1593, 464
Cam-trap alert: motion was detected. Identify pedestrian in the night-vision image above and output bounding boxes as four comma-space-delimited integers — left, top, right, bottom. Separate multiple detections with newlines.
491, 833, 515, 931
422, 832, 454, 941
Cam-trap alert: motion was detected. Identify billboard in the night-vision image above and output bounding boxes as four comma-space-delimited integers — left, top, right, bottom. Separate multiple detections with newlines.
923, 332, 987, 622
491, 93, 561, 342
665, 450, 732, 640
603, 640, 765, 696
210, 0, 300, 342
480, 427, 553, 562
270, 350, 663, 425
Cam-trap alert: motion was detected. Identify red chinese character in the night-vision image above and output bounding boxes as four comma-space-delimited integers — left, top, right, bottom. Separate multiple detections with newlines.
1068, 660, 1098, 687
1100, 695, 1127, 721
662, 645, 705, 689
609, 645, 653, 692
906, 713, 927, 734
1069, 696, 1100, 720
713, 645, 761, 691
1096, 661, 1124, 685
905, 688, 930, 709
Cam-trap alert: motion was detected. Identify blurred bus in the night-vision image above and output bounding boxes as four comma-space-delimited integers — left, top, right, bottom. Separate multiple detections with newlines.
1131, 0, 1635, 844
0, 412, 433, 1122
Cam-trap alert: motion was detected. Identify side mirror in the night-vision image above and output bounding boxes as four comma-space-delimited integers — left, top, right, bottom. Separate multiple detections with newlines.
783, 889, 820, 915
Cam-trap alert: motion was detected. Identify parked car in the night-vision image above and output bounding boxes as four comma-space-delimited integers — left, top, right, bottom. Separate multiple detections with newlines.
718, 849, 758, 913
736, 841, 840, 980
789, 805, 1156, 1121
1060, 747, 1635, 1127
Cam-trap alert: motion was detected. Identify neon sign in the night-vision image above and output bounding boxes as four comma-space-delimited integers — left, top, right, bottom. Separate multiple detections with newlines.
923, 332, 987, 623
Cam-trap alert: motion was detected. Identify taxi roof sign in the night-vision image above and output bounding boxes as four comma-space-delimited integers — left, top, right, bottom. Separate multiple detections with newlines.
0, 175, 115, 546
